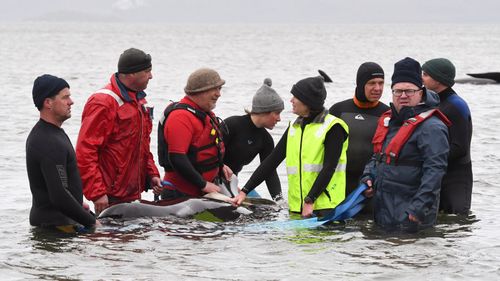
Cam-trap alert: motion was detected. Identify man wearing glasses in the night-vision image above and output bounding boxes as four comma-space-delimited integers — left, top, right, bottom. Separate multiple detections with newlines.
361, 57, 450, 232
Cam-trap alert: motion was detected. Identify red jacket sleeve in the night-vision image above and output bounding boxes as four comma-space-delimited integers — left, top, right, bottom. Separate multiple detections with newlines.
76, 95, 117, 202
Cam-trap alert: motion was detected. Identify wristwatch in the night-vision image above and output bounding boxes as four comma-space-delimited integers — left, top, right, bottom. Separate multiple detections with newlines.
304, 196, 314, 204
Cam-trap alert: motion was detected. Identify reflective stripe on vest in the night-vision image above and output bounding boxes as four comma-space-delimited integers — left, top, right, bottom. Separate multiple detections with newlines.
95, 89, 124, 107
288, 162, 347, 174
285, 114, 349, 212
372, 108, 451, 164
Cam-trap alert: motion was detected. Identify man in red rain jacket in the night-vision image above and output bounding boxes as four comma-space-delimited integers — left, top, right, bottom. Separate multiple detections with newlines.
76, 48, 161, 215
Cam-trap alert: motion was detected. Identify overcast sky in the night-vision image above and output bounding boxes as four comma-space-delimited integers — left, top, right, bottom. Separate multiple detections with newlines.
1, 0, 499, 23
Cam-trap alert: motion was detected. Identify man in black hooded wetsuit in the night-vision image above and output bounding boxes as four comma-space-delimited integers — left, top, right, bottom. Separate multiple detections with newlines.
329, 62, 389, 214
26, 74, 97, 232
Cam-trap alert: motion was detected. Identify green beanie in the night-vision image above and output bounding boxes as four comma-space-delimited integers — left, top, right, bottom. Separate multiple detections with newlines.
422, 58, 456, 87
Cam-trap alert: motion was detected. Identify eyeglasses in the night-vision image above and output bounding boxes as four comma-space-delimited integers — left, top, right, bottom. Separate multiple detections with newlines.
391, 88, 422, 97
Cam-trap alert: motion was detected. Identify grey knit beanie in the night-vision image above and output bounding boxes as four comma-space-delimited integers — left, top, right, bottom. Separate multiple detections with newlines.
251, 78, 284, 113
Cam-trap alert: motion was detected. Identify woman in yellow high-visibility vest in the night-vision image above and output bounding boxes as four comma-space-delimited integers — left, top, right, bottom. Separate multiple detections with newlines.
232, 71, 349, 218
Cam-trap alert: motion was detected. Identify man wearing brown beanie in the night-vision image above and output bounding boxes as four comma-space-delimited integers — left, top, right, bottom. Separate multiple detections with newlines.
157, 68, 232, 200
76, 48, 161, 215
422, 58, 473, 215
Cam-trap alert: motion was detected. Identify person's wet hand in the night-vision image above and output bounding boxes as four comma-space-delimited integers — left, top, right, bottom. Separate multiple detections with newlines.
231, 191, 247, 206
363, 179, 374, 198
94, 195, 109, 216
202, 181, 221, 194
151, 176, 163, 195
408, 213, 421, 223
222, 165, 233, 181
301, 202, 314, 218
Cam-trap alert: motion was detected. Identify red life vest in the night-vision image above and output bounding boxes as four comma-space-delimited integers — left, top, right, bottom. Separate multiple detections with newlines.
158, 102, 225, 176
372, 109, 451, 164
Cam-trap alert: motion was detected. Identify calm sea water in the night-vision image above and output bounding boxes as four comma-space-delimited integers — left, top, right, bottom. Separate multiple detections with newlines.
1, 22, 499, 280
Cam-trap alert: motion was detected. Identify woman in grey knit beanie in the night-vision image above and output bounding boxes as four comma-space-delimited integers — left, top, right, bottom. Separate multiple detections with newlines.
222, 78, 284, 201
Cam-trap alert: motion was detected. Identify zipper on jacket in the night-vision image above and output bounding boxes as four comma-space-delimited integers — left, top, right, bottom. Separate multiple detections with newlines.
137, 101, 144, 196
298, 125, 305, 213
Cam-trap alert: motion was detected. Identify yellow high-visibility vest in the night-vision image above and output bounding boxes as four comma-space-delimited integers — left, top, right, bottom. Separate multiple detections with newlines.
286, 113, 349, 212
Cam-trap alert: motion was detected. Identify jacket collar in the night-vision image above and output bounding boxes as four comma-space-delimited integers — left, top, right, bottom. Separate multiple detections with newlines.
112, 73, 147, 102
437, 87, 456, 101
353, 95, 380, 109
293, 109, 329, 126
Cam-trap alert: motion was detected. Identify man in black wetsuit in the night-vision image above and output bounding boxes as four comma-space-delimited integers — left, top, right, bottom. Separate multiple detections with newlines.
223, 78, 284, 200
26, 74, 97, 232
329, 62, 389, 210
422, 58, 473, 215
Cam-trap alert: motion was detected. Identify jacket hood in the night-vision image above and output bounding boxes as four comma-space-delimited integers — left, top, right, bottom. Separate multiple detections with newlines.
423, 88, 440, 108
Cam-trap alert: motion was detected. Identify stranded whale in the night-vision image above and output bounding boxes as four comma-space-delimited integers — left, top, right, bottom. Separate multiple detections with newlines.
98, 195, 253, 222
455, 72, 500, 84
98, 176, 279, 222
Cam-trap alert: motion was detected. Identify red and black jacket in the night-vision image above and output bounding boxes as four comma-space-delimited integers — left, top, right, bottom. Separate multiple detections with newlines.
158, 97, 225, 196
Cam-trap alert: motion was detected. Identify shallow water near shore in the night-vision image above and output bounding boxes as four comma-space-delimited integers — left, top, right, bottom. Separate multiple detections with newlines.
1, 23, 499, 280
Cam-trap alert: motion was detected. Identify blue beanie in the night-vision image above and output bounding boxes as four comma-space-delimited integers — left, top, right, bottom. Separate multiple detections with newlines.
32, 74, 70, 110
391, 57, 422, 88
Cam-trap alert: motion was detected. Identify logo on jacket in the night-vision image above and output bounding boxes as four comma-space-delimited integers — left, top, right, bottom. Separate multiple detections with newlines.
247, 139, 253, 145
355, 114, 365, 120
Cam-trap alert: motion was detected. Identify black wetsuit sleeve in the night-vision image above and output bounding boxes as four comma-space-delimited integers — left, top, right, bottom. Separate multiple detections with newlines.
169, 152, 206, 189
38, 150, 96, 227
328, 103, 342, 118
243, 129, 288, 192
307, 124, 347, 201
260, 133, 282, 199
222, 117, 232, 144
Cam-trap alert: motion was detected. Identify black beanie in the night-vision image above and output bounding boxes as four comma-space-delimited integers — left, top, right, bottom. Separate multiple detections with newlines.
391, 57, 423, 88
32, 74, 70, 110
355, 62, 384, 102
291, 70, 330, 111
118, 48, 152, 74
